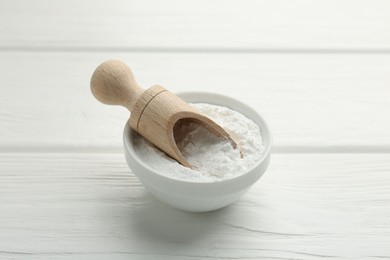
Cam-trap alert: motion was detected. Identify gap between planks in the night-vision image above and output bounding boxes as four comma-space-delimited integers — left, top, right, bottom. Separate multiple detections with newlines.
1, 145, 390, 154
3, 46, 390, 54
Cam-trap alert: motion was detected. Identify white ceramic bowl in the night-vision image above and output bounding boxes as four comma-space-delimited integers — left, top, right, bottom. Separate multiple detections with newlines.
123, 92, 272, 212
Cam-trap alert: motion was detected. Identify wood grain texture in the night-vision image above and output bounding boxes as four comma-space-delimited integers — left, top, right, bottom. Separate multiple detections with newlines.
0, 51, 389, 151
0, 153, 389, 259
1, 0, 390, 259
1, 0, 390, 50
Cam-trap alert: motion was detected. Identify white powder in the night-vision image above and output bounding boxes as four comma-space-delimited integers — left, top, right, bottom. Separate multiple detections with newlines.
133, 103, 264, 182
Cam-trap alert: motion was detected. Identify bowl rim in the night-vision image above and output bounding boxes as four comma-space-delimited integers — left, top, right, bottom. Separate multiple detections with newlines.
123, 91, 273, 185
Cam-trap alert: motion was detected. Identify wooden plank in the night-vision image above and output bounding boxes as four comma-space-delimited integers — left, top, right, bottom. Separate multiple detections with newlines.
0, 51, 389, 150
1, 0, 390, 50
0, 153, 389, 259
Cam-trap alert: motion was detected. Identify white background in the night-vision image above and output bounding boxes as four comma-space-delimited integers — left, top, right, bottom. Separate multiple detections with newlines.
0, 1, 389, 259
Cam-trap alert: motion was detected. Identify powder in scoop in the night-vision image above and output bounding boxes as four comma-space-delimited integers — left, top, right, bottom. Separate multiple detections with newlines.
133, 103, 264, 182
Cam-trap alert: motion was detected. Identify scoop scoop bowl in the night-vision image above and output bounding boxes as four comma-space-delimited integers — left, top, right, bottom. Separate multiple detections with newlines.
124, 92, 272, 212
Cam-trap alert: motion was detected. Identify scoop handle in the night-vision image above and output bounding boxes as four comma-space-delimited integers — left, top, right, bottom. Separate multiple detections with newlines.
90, 60, 143, 111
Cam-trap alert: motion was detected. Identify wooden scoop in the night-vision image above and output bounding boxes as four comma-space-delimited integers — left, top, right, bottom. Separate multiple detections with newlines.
90, 60, 238, 168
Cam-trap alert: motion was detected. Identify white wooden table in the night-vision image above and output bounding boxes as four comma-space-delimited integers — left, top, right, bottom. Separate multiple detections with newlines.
1, 1, 390, 259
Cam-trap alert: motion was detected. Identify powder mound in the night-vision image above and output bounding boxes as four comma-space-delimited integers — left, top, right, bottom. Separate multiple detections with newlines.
133, 103, 264, 182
